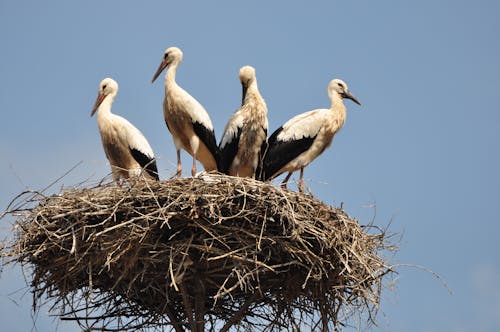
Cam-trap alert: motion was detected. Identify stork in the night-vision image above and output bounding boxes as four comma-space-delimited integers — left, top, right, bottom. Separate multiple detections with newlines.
260, 79, 361, 192
91, 78, 159, 183
219, 65, 268, 178
151, 46, 220, 177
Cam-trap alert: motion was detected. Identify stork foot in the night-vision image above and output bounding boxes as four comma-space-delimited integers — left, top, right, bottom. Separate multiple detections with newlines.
280, 172, 293, 190
298, 180, 305, 193
171, 168, 182, 179
172, 150, 182, 178
191, 156, 198, 177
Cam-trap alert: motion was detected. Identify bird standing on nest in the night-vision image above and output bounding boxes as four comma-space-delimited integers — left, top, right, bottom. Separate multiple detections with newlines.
91, 78, 159, 183
152, 46, 220, 177
260, 79, 361, 192
220, 65, 268, 178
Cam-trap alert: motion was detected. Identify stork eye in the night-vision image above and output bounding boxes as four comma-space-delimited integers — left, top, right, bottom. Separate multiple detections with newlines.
164, 53, 169, 60
103, 84, 107, 90
337, 83, 343, 88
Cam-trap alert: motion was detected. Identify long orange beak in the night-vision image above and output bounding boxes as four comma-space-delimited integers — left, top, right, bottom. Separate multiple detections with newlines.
91, 93, 106, 117
151, 59, 168, 83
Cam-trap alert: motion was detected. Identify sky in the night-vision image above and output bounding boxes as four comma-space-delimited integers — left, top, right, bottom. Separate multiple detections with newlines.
0, 0, 499, 331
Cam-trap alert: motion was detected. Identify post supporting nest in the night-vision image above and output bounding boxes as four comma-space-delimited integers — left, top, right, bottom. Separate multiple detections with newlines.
1, 173, 397, 331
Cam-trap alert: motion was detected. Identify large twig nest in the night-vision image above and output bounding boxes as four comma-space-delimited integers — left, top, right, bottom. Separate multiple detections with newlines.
2, 173, 396, 331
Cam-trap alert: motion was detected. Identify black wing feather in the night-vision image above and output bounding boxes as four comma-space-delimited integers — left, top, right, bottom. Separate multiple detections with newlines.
193, 121, 222, 171
130, 148, 159, 180
219, 127, 242, 174
261, 127, 315, 181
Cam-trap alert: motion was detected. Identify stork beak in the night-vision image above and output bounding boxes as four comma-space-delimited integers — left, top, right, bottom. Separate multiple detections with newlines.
151, 59, 168, 83
241, 83, 248, 105
343, 91, 361, 106
91, 93, 106, 117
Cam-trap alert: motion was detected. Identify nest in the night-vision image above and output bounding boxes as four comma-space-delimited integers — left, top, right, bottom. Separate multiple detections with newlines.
2, 173, 396, 331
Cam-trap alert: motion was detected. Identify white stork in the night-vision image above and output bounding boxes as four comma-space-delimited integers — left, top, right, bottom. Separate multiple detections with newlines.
151, 46, 220, 177
260, 79, 361, 192
219, 65, 268, 178
91, 78, 159, 183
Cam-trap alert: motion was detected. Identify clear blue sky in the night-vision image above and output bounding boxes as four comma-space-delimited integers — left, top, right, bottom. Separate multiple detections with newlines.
1, 1, 499, 331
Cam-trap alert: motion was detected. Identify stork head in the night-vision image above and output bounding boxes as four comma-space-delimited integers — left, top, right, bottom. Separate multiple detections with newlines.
239, 65, 256, 103
151, 46, 183, 83
239, 65, 256, 86
328, 79, 361, 106
91, 78, 119, 116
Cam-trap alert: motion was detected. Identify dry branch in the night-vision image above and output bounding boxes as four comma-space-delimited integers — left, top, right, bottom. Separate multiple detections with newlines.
1, 173, 396, 331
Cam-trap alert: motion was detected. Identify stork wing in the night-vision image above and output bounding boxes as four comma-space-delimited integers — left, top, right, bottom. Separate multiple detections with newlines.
219, 110, 245, 174
129, 148, 159, 180
261, 127, 315, 180
177, 88, 221, 170
192, 121, 221, 171
280, 109, 327, 140
261, 110, 326, 180
119, 116, 159, 180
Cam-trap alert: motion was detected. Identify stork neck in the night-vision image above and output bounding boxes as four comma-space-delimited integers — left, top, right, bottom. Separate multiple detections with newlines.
97, 95, 114, 118
329, 93, 345, 112
165, 61, 181, 87
249, 80, 259, 92
244, 80, 259, 101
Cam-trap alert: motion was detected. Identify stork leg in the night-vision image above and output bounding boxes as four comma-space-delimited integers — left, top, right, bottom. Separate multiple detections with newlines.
191, 154, 197, 177
298, 167, 305, 193
111, 168, 121, 185
173, 149, 182, 178
189, 137, 200, 177
280, 172, 293, 189
111, 167, 127, 187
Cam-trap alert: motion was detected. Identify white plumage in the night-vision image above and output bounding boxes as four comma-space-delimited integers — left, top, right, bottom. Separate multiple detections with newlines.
91, 78, 159, 183
220, 66, 268, 178
278, 109, 329, 141
220, 112, 244, 149
152, 46, 220, 177
261, 79, 361, 192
